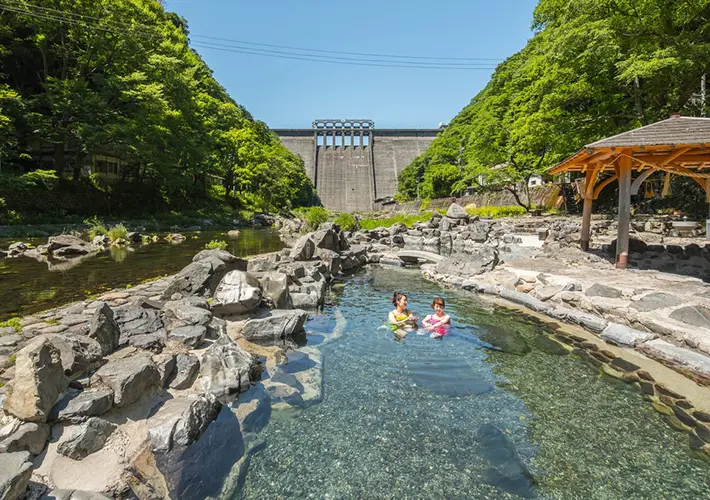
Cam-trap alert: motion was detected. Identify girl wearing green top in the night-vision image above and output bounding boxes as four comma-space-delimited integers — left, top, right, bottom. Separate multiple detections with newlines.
388, 291, 418, 334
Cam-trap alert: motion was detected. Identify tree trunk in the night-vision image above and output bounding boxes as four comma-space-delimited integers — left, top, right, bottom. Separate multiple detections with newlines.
634, 76, 647, 125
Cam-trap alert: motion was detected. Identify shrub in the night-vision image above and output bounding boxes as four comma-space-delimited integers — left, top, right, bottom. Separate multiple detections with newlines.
359, 213, 433, 230
205, 239, 228, 250
294, 206, 329, 230
466, 205, 527, 218
0, 317, 21, 333
419, 199, 431, 211
333, 212, 358, 232
107, 223, 129, 242
84, 216, 107, 240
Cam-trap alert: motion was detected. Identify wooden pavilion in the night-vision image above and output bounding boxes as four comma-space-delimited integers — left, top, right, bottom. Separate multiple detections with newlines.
548, 115, 710, 269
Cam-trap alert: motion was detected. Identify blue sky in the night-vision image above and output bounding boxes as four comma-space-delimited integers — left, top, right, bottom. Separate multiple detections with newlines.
165, 0, 539, 129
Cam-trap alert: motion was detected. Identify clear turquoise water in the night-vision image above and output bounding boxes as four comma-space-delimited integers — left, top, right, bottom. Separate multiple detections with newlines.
237, 266, 710, 499
0, 229, 283, 320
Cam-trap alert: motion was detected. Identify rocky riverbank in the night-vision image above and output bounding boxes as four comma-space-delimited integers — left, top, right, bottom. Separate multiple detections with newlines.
0, 221, 363, 499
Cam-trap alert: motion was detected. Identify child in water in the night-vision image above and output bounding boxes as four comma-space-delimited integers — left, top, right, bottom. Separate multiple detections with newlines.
422, 297, 450, 338
388, 291, 418, 336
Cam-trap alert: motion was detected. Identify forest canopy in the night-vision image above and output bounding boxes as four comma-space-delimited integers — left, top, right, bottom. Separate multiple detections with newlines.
0, 0, 316, 220
398, 0, 710, 209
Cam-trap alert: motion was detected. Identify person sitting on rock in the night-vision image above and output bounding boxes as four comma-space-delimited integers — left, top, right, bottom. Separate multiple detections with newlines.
422, 296, 450, 338
389, 291, 418, 336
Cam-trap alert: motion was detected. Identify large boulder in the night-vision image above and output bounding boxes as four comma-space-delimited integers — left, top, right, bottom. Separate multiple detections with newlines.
148, 393, 221, 453
258, 271, 290, 309
87, 302, 121, 356
49, 389, 114, 423
169, 325, 206, 348
200, 335, 257, 398
114, 300, 167, 350
163, 298, 212, 327
240, 308, 308, 342
0, 451, 32, 500
169, 354, 200, 390
57, 417, 116, 460
160, 257, 227, 300
434, 247, 499, 278
211, 271, 262, 316
289, 234, 316, 261
4, 337, 68, 422
0, 422, 49, 455
92, 354, 160, 407
311, 228, 339, 252
446, 203, 469, 220
46, 235, 91, 256
46, 333, 103, 378
246, 252, 282, 273
192, 249, 247, 271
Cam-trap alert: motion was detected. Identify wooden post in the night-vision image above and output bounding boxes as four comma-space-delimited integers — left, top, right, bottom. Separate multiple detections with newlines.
616, 150, 632, 269
581, 169, 594, 251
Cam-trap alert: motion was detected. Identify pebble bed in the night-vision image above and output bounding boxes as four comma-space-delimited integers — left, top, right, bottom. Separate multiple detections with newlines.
237, 266, 710, 499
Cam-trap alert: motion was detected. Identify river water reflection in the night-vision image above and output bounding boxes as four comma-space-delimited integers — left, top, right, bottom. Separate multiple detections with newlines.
0, 229, 283, 320
237, 266, 710, 499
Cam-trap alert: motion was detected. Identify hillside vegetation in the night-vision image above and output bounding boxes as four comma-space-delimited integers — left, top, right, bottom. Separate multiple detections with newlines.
398, 0, 710, 212
0, 0, 315, 223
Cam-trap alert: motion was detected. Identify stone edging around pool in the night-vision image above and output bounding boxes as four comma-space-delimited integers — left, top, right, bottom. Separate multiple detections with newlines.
417, 263, 710, 461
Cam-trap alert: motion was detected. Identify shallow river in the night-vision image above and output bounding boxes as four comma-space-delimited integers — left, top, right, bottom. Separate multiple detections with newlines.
0, 229, 283, 320
237, 266, 709, 499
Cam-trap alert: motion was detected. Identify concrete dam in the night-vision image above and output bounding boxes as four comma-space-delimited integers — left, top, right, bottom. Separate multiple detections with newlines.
274, 119, 440, 212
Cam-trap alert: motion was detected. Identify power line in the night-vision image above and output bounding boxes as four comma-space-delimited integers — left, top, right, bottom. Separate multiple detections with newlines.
0, 1, 500, 70
0, 0, 502, 62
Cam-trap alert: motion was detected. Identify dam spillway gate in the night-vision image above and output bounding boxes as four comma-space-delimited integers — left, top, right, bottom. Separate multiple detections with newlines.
274, 119, 440, 212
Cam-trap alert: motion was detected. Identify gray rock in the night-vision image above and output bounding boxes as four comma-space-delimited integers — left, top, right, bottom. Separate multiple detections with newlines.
585, 283, 622, 299
211, 271, 262, 315
312, 228, 339, 251
4, 337, 68, 422
92, 235, 110, 246
42, 490, 112, 500
163, 299, 212, 327
200, 335, 256, 398
669, 305, 710, 328
0, 335, 22, 347
115, 301, 167, 345
389, 222, 407, 236
92, 355, 160, 407
499, 288, 552, 313
316, 248, 341, 276
53, 245, 89, 257
206, 317, 227, 339
446, 203, 469, 220
46, 235, 88, 254
638, 339, 710, 385
241, 308, 308, 342
600, 323, 656, 347
379, 253, 405, 267
57, 418, 116, 460
47, 333, 103, 378
160, 257, 227, 300
128, 331, 167, 352
631, 292, 684, 312
192, 249, 247, 271
435, 247, 499, 278
289, 235, 315, 261
289, 291, 319, 310
49, 389, 114, 423
148, 393, 221, 453
153, 353, 177, 387
479, 324, 530, 355
169, 325, 206, 348
565, 310, 608, 333
534, 285, 564, 302
0, 451, 32, 500
258, 271, 290, 309
169, 354, 200, 390
246, 252, 282, 273
0, 422, 49, 455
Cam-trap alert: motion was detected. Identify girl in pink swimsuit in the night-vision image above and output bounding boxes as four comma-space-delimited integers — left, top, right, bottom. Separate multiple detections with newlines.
422, 297, 450, 338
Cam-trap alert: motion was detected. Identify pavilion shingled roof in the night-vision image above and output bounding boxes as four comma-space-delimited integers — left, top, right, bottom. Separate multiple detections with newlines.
586, 116, 710, 148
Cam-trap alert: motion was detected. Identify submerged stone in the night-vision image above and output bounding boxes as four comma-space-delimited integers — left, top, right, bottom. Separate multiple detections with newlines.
479, 324, 530, 356
477, 423, 536, 498
533, 336, 568, 355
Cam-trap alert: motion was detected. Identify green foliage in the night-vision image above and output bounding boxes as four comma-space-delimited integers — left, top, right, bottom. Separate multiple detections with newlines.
205, 239, 228, 250
0, 0, 315, 220
333, 212, 358, 232
419, 199, 431, 211
0, 317, 21, 333
359, 213, 433, 230
400, 0, 710, 213
295, 206, 329, 230
107, 223, 129, 242
9, 354, 16, 365
84, 216, 107, 239
466, 205, 528, 218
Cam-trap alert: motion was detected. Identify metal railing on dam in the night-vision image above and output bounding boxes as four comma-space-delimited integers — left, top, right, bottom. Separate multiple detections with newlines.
273, 120, 441, 212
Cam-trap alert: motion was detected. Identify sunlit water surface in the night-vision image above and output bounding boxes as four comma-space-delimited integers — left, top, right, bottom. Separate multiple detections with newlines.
237, 266, 710, 499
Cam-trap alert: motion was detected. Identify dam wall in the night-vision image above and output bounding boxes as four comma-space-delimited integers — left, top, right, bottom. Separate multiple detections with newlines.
274, 120, 439, 212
